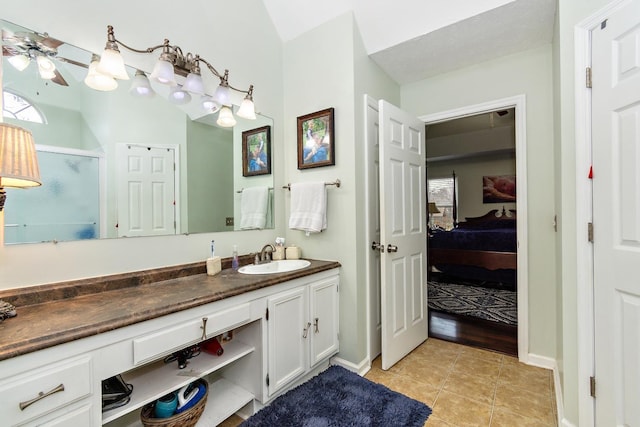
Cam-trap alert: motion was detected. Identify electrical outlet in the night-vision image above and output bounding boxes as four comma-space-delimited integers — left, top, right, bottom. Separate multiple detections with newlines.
226, 217, 234, 226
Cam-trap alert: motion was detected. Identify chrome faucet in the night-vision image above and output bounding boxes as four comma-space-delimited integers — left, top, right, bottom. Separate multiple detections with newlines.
255, 244, 275, 264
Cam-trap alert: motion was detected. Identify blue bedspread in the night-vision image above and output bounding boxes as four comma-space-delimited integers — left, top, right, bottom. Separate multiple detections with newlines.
429, 226, 517, 285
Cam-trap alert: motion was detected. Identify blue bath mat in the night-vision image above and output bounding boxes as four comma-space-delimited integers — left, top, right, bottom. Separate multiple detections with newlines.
241, 365, 432, 426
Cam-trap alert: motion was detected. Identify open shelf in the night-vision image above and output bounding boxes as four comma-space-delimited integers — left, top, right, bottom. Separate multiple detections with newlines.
195, 378, 254, 426
102, 339, 255, 424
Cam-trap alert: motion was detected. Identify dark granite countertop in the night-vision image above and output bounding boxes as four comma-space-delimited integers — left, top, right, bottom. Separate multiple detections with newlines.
0, 259, 340, 362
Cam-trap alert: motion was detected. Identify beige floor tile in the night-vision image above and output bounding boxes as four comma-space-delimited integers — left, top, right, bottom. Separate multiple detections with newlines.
459, 345, 505, 364
218, 413, 243, 427
385, 374, 440, 407
425, 415, 458, 426
452, 353, 502, 380
444, 370, 498, 405
494, 383, 555, 425
491, 407, 557, 427
432, 390, 493, 427
396, 358, 451, 389
498, 364, 552, 396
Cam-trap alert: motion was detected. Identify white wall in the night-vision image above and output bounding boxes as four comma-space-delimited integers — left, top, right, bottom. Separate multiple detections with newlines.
401, 45, 557, 359
282, 12, 400, 364
0, 0, 284, 287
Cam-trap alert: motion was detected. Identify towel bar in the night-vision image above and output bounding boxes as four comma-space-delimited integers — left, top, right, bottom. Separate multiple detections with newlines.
282, 179, 341, 191
236, 187, 274, 193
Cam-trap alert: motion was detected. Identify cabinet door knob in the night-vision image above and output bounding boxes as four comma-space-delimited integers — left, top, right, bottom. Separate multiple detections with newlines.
302, 322, 312, 338
314, 317, 319, 333
19, 383, 65, 411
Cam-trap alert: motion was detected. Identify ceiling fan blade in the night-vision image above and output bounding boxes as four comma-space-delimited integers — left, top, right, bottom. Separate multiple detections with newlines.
51, 69, 69, 86
39, 33, 64, 50
57, 56, 88, 69
2, 45, 20, 57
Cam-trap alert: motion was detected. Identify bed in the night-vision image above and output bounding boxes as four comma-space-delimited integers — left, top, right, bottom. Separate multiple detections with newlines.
428, 208, 517, 286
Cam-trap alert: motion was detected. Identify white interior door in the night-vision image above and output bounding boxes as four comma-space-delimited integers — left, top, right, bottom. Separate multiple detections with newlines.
116, 144, 176, 237
379, 99, 428, 370
365, 96, 382, 360
592, 1, 640, 424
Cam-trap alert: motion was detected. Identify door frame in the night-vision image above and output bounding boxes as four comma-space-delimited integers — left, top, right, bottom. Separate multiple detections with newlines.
575, 1, 629, 425
419, 94, 529, 361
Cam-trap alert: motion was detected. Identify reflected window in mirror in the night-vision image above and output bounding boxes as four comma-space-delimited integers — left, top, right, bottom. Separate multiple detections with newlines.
3, 90, 45, 123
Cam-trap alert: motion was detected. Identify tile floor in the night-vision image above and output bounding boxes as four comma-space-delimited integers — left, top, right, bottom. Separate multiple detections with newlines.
221, 338, 557, 427
365, 338, 558, 426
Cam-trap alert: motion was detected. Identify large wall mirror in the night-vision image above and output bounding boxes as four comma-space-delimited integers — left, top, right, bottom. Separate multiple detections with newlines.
1, 20, 274, 245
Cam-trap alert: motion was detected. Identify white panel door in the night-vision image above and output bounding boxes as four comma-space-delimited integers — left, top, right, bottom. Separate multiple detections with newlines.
378, 100, 428, 370
592, 1, 640, 425
116, 144, 176, 237
365, 96, 383, 360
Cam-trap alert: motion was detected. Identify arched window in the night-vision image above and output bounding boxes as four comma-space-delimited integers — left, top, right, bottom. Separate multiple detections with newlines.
2, 90, 46, 123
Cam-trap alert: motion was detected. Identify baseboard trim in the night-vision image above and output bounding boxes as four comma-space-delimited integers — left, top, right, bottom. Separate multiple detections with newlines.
331, 355, 370, 376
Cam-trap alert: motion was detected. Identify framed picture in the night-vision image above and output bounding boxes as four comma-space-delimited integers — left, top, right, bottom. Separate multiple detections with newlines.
483, 175, 516, 203
242, 126, 271, 177
297, 107, 335, 169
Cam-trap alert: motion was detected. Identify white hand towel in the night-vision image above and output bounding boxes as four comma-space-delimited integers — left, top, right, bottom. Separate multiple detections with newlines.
288, 182, 327, 235
240, 186, 269, 229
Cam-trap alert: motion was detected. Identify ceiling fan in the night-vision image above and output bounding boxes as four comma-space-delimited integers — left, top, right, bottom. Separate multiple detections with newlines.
2, 28, 87, 87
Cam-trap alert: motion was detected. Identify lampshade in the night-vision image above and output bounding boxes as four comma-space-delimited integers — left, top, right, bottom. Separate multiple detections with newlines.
97, 46, 129, 80
428, 202, 441, 214
236, 98, 256, 120
0, 123, 41, 212
36, 55, 56, 80
212, 83, 230, 106
150, 58, 177, 86
129, 70, 155, 98
216, 106, 236, 127
84, 55, 118, 91
201, 95, 220, 113
168, 85, 191, 105
7, 54, 30, 71
183, 71, 205, 95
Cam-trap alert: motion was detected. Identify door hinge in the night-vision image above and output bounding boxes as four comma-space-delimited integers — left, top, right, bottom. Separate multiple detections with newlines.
266, 373, 270, 387
265, 307, 269, 321
588, 222, 594, 242
586, 67, 592, 88
590, 376, 596, 397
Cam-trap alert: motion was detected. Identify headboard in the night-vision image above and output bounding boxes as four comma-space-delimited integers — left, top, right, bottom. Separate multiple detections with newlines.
457, 207, 516, 229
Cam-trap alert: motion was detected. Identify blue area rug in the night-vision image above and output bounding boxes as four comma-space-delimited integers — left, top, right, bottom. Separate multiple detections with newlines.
241, 365, 432, 426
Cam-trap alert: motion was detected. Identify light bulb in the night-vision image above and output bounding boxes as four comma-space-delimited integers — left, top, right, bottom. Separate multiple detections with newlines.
97, 47, 129, 80
168, 85, 191, 105
236, 98, 256, 120
84, 56, 118, 91
150, 58, 177, 86
8, 54, 30, 71
183, 72, 205, 95
36, 55, 56, 79
217, 106, 236, 127
212, 83, 230, 106
201, 95, 220, 113
129, 70, 155, 98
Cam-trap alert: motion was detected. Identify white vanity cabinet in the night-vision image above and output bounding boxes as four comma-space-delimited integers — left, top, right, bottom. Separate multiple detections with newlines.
0, 265, 340, 427
266, 274, 339, 397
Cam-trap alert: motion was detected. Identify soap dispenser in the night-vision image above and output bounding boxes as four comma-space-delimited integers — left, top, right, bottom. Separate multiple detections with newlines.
231, 245, 239, 271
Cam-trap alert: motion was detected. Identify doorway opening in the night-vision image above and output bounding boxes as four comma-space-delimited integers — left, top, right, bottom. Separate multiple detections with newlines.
420, 95, 529, 359
426, 108, 517, 356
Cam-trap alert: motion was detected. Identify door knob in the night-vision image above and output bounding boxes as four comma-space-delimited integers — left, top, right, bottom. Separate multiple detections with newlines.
387, 244, 398, 253
371, 241, 384, 252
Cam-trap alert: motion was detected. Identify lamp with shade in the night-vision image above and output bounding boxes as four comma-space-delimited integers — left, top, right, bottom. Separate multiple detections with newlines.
0, 123, 40, 319
428, 202, 441, 229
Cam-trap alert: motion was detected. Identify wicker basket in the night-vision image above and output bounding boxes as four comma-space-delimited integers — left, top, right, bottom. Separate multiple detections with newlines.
140, 379, 208, 427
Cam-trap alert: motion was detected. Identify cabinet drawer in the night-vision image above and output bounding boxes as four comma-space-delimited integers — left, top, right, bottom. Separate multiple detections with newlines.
133, 302, 251, 364
0, 356, 92, 426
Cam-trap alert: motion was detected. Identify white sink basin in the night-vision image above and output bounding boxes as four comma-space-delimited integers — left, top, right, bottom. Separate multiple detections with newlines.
238, 259, 311, 275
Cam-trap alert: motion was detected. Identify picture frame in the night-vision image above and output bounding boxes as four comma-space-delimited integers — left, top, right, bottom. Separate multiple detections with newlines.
297, 107, 335, 169
482, 175, 516, 203
242, 125, 271, 177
